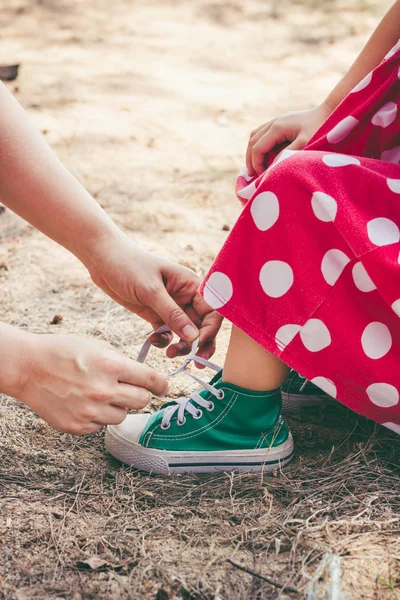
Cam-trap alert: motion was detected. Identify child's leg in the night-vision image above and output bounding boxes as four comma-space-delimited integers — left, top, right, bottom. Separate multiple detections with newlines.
223, 325, 289, 391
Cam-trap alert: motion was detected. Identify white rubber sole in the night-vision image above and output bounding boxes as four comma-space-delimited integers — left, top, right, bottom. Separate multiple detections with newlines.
105, 427, 295, 475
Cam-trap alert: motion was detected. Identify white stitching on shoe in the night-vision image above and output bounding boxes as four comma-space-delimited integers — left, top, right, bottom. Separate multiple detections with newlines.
151, 391, 238, 441
136, 327, 282, 442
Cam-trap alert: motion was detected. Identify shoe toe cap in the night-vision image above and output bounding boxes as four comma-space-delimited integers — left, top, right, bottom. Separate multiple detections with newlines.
108, 413, 151, 444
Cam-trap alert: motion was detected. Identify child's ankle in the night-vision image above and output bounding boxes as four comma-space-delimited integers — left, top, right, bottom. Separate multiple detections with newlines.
221, 367, 288, 392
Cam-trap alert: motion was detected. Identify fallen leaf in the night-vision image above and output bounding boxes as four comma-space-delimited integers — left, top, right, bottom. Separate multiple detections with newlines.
76, 555, 108, 570
141, 490, 154, 497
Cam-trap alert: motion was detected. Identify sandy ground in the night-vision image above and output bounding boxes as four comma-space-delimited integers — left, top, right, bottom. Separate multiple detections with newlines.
1, 0, 399, 598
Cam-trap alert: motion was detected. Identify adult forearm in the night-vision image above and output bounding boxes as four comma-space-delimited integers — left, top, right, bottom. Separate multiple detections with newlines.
0, 82, 122, 267
325, 1, 400, 111
0, 322, 31, 398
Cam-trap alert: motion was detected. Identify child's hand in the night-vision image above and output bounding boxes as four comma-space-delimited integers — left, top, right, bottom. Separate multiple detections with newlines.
16, 332, 168, 434
246, 102, 332, 177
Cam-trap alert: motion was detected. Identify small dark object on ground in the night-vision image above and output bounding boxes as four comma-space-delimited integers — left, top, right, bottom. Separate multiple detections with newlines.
222, 224, 231, 231
50, 314, 63, 325
0, 205, 6, 215
0, 64, 19, 81
227, 559, 299, 594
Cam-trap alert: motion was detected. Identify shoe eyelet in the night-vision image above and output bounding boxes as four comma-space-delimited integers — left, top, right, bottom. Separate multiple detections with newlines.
177, 416, 186, 426
193, 409, 203, 420
160, 422, 170, 431
217, 389, 225, 400
206, 401, 214, 412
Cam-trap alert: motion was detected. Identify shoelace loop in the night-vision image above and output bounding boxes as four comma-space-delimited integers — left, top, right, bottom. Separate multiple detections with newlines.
137, 325, 223, 429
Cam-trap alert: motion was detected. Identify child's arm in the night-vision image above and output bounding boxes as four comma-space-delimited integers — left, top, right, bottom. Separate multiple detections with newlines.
0, 81, 221, 353
246, 0, 400, 176
325, 0, 400, 111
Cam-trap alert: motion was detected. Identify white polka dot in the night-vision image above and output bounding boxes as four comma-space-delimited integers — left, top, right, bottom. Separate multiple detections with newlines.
322, 154, 361, 167
259, 261, 294, 298
275, 324, 301, 351
237, 181, 256, 200
382, 421, 400, 434
366, 383, 399, 408
271, 149, 299, 167
381, 146, 400, 165
387, 178, 400, 193
352, 262, 376, 292
361, 322, 392, 359
371, 102, 398, 128
203, 272, 233, 309
250, 192, 280, 231
367, 217, 400, 247
391, 299, 400, 317
327, 116, 359, 144
310, 377, 337, 398
321, 249, 350, 286
300, 319, 331, 352
385, 41, 400, 60
238, 166, 253, 183
351, 72, 372, 93
311, 191, 337, 222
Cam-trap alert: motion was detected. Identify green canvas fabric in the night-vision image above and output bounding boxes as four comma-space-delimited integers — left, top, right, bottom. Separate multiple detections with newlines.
281, 369, 330, 397
139, 372, 289, 452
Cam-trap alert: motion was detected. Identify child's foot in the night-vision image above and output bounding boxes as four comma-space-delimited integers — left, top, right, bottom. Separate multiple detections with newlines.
105, 332, 294, 475
281, 369, 337, 411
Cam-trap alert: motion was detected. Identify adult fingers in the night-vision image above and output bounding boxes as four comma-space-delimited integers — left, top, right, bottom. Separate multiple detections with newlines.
197, 310, 223, 348
149, 287, 199, 343
93, 405, 128, 425
112, 383, 153, 409
70, 422, 103, 436
166, 339, 191, 358
167, 310, 222, 360
194, 340, 217, 367
117, 359, 168, 396
149, 329, 174, 349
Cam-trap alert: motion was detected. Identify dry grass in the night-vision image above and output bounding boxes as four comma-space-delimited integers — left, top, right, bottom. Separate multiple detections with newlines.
1, 395, 399, 599
1, 0, 399, 597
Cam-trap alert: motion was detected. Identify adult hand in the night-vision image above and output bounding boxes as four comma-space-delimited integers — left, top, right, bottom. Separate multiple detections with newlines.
87, 233, 222, 361
246, 102, 332, 176
13, 331, 168, 434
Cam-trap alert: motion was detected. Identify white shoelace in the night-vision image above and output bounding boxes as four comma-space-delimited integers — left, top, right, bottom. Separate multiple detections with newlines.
137, 325, 223, 430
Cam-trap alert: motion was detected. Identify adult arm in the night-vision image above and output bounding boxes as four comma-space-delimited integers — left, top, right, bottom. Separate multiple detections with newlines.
0, 322, 168, 434
0, 82, 221, 355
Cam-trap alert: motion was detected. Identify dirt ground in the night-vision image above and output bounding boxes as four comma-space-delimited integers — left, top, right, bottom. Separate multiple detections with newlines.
1, 0, 400, 598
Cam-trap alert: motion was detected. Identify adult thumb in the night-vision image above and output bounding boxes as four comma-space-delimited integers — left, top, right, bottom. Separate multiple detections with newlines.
151, 288, 199, 343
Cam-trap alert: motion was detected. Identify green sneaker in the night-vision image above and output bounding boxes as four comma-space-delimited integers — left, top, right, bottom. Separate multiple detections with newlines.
105, 329, 294, 475
281, 369, 336, 411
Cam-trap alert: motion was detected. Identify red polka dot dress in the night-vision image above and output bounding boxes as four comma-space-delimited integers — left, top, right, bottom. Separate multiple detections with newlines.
200, 42, 400, 435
